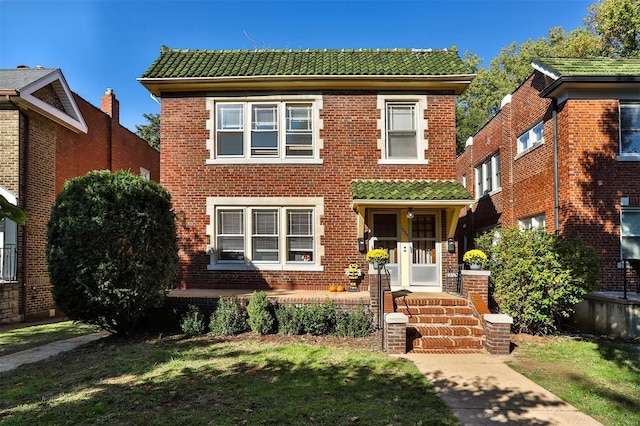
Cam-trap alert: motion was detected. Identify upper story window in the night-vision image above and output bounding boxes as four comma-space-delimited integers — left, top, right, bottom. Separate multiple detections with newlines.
386, 103, 417, 159
140, 167, 150, 180
474, 153, 500, 199
620, 103, 640, 159
207, 95, 322, 164
377, 94, 428, 165
517, 121, 544, 154
519, 214, 545, 230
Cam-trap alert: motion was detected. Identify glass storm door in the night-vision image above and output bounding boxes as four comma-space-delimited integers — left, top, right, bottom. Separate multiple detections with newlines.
410, 214, 440, 289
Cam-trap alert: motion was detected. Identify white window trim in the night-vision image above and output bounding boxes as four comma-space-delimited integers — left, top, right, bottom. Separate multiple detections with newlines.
206, 95, 324, 165
620, 206, 640, 260
474, 152, 501, 199
618, 103, 640, 162
377, 94, 429, 165
206, 197, 325, 271
516, 121, 544, 158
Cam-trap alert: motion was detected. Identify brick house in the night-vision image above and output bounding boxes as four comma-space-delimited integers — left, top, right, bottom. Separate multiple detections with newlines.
456, 57, 640, 292
139, 48, 475, 295
0, 66, 160, 323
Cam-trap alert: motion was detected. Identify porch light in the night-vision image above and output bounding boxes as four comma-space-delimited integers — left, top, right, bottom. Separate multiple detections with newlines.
406, 208, 414, 220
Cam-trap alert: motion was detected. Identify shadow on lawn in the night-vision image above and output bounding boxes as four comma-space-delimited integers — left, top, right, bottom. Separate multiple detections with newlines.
0, 334, 458, 425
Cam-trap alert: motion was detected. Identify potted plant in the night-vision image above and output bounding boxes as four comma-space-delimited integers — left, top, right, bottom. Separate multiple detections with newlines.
366, 248, 390, 270
463, 249, 487, 270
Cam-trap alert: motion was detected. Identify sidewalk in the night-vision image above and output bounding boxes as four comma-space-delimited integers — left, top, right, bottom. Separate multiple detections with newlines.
0, 331, 110, 373
399, 352, 603, 426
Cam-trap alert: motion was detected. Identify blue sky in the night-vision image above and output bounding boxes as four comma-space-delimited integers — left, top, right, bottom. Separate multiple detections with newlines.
1, 0, 594, 133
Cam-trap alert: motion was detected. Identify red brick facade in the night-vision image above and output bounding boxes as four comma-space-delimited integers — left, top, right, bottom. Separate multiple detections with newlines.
160, 91, 463, 292
0, 75, 160, 322
457, 71, 640, 291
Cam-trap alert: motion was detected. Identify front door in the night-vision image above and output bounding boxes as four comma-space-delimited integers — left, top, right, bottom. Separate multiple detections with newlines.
370, 210, 441, 290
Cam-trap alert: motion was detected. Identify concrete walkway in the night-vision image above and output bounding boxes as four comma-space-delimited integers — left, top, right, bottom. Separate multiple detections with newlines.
0, 331, 110, 372
399, 352, 603, 426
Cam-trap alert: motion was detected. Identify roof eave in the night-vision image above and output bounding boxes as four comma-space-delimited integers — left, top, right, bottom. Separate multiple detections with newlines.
352, 199, 472, 207
539, 76, 640, 98
138, 74, 476, 96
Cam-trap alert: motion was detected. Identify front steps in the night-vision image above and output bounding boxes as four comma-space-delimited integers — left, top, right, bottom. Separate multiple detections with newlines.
393, 294, 485, 353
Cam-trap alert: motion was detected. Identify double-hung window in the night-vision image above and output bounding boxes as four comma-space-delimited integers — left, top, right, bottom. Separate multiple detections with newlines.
474, 153, 500, 198
386, 103, 417, 159
621, 207, 640, 260
213, 205, 316, 268
517, 122, 544, 154
620, 103, 640, 158
212, 99, 318, 161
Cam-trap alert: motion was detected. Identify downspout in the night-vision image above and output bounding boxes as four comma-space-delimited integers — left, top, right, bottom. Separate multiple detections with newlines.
19, 109, 29, 323
552, 99, 560, 236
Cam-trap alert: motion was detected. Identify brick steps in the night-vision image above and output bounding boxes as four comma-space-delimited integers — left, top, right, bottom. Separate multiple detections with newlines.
395, 295, 485, 353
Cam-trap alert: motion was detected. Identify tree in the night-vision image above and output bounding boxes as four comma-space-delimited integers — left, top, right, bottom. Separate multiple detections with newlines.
586, 0, 640, 57
0, 194, 26, 225
135, 113, 160, 151
47, 170, 178, 335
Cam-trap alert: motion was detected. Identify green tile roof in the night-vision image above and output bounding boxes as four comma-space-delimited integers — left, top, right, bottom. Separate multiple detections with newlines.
351, 179, 472, 201
533, 57, 640, 77
141, 48, 471, 78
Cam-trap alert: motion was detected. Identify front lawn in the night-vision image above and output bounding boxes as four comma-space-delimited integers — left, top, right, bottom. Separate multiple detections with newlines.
508, 334, 640, 426
0, 332, 460, 425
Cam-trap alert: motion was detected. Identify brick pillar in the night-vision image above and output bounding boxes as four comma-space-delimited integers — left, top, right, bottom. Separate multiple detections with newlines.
484, 314, 513, 355
384, 312, 408, 354
460, 270, 490, 304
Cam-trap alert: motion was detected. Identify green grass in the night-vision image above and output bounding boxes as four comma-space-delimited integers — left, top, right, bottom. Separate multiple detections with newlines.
508, 334, 640, 426
0, 333, 460, 425
0, 321, 100, 356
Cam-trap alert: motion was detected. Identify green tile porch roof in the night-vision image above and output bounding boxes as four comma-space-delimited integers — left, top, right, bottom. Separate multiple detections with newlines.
138, 47, 475, 96
351, 179, 472, 202
142, 48, 471, 78
532, 57, 640, 77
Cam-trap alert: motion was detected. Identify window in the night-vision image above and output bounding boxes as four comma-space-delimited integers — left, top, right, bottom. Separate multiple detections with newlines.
474, 153, 500, 198
211, 98, 319, 162
517, 122, 544, 154
620, 103, 640, 157
519, 214, 545, 230
386, 103, 417, 159
621, 207, 640, 260
208, 198, 322, 270
140, 168, 150, 180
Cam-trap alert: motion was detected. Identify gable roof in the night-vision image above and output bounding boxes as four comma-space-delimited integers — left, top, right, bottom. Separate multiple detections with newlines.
0, 68, 87, 133
139, 48, 475, 96
532, 57, 640, 98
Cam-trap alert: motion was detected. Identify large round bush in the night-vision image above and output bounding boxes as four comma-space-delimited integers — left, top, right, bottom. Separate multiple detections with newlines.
475, 227, 600, 335
47, 170, 178, 335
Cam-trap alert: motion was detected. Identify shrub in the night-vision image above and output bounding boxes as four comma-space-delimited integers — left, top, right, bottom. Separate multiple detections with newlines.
246, 291, 275, 335
335, 306, 374, 337
209, 297, 248, 336
47, 171, 178, 335
180, 305, 206, 336
476, 227, 600, 335
299, 300, 337, 336
274, 303, 305, 335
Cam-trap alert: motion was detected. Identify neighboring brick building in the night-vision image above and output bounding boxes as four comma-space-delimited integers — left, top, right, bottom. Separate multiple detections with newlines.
139, 48, 474, 294
0, 67, 160, 323
457, 58, 640, 292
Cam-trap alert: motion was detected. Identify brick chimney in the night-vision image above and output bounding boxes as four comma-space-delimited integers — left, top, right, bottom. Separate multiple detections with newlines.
101, 88, 119, 124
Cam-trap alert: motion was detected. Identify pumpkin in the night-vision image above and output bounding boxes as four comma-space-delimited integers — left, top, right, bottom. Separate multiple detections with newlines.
329, 285, 337, 292
336, 285, 345, 292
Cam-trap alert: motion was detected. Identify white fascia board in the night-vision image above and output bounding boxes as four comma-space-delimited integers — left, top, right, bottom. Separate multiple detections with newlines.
19, 69, 88, 133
